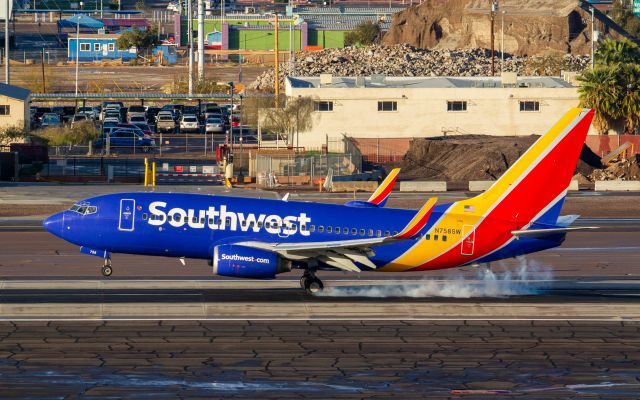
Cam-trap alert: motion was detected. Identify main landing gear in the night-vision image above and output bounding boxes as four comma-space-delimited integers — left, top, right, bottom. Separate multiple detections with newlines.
300, 271, 324, 295
101, 259, 113, 277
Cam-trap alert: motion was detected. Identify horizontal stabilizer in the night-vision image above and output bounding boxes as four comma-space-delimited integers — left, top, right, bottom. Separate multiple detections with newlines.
512, 226, 598, 239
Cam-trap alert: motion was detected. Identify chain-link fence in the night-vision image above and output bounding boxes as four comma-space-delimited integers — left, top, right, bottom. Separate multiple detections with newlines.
255, 153, 360, 187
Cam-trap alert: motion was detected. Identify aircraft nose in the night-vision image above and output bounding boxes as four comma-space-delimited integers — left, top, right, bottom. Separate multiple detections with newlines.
43, 212, 64, 238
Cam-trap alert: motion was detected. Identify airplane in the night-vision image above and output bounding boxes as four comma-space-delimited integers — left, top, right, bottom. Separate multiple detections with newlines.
43, 108, 596, 294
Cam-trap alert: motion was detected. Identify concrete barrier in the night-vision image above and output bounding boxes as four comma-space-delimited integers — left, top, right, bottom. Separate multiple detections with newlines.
399, 181, 447, 192
468, 181, 494, 191
568, 180, 580, 191
594, 180, 640, 191
331, 181, 379, 192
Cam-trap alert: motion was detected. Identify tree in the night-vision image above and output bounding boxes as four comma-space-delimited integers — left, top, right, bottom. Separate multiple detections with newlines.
596, 38, 640, 66
578, 59, 640, 134
116, 27, 161, 59
261, 96, 315, 147
344, 21, 380, 47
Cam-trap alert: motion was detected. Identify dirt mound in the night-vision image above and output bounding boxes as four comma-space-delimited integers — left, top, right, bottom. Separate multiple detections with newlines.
382, 0, 620, 56
400, 135, 602, 182
590, 155, 640, 181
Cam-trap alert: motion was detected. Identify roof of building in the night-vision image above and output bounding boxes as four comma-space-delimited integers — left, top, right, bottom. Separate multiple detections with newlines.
0, 83, 31, 100
287, 76, 576, 89
69, 34, 122, 40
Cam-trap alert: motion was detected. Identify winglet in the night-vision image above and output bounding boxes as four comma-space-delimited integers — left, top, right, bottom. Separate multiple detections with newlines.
395, 197, 437, 239
367, 168, 400, 206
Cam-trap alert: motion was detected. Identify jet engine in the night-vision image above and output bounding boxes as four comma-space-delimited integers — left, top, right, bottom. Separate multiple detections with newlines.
213, 245, 291, 279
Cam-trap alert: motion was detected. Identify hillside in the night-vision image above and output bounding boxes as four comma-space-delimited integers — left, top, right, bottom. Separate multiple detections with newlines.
382, 0, 616, 56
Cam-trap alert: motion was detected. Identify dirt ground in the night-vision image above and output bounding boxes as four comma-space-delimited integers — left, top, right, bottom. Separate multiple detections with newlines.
13, 64, 269, 95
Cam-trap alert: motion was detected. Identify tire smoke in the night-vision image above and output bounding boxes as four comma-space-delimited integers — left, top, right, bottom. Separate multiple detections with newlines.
319, 257, 553, 298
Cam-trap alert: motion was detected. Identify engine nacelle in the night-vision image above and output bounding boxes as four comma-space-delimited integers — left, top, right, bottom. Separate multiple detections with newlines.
213, 244, 291, 279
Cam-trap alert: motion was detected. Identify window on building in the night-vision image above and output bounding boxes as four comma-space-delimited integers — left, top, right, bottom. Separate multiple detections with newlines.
313, 101, 333, 112
377, 101, 397, 112
108, 43, 115, 52
80, 43, 90, 52
0, 105, 9, 115
93, 43, 100, 51
447, 101, 467, 112
520, 101, 540, 112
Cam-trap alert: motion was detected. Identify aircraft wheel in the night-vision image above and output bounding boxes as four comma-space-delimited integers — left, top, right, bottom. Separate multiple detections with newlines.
101, 265, 113, 277
304, 277, 324, 295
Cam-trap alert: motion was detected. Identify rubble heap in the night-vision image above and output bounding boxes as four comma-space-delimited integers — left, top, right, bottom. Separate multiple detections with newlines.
249, 44, 590, 91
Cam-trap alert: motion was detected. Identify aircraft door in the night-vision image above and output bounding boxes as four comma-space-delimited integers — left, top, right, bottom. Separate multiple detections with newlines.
461, 225, 475, 256
118, 199, 136, 232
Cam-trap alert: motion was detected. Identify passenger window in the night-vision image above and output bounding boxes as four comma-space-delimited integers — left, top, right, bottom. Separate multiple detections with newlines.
167, 215, 173, 222
376, 230, 382, 237
200, 218, 205, 224
442, 235, 447, 242
359, 229, 365, 236
258, 222, 263, 228
368, 229, 373, 236
343, 228, 349, 234
208, 218, 214, 224
310, 225, 315, 232
241, 221, 247, 227
425, 234, 430, 240
434, 235, 439, 241
384, 230, 390, 236
301, 224, 307, 231
351, 228, 357, 235
226, 218, 231, 225
318, 226, 324, 233
327, 226, 332, 233
142, 213, 148, 220
393, 231, 398, 236
335, 227, 340, 233
192, 217, 198, 223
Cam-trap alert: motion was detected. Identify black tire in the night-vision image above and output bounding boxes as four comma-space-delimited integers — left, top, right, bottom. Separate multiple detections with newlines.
101, 265, 113, 277
304, 277, 324, 295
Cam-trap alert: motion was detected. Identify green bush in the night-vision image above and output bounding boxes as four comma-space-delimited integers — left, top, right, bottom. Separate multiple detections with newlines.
36, 121, 100, 146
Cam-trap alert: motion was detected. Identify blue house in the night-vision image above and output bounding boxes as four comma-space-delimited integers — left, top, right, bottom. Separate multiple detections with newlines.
68, 34, 136, 62
68, 33, 178, 64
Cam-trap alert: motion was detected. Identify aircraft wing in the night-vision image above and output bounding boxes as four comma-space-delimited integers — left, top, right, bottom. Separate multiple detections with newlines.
236, 197, 437, 273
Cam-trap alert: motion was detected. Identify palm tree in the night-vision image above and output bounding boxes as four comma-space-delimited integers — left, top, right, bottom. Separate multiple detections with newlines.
617, 63, 640, 134
577, 67, 622, 132
596, 38, 640, 66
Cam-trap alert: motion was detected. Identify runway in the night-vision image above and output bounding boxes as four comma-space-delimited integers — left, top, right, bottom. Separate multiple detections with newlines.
0, 205, 638, 397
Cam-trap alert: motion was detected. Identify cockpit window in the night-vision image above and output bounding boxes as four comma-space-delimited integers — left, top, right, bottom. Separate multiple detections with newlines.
69, 203, 97, 215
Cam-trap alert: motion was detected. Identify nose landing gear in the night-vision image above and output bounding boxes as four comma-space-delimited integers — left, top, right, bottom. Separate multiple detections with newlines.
300, 271, 324, 295
101, 259, 113, 277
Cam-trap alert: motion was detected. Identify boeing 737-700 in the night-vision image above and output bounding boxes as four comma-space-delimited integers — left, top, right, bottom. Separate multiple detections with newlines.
44, 108, 596, 294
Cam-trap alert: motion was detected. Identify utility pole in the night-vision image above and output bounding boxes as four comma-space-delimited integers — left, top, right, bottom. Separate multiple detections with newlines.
274, 13, 279, 107
490, 0, 497, 76
197, 0, 204, 80
590, 7, 595, 69
501, 10, 505, 73
75, 15, 81, 96
4, 0, 9, 85
187, 0, 193, 95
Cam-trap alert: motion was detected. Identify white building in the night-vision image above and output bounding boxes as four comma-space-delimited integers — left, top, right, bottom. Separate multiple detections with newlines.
285, 74, 597, 148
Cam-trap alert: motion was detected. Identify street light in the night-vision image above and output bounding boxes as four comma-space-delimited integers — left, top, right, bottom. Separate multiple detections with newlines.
75, 15, 81, 96
228, 81, 234, 149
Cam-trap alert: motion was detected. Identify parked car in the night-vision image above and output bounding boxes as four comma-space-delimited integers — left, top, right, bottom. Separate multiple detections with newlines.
131, 122, 155, 134
179, 114, 199, 133
93, 129, 155, 153
127, 105, 147, 121
40, 113, 62, 129
205, 117, 225, 134
103, 117, 120, 125
156, 111, 177, 133
103, 110, 121, 122
77, 106, 97, 119
129, 114, 147, 124
146, 106, 161, 124
71, 114, 89, 128
161, 104, 183, 121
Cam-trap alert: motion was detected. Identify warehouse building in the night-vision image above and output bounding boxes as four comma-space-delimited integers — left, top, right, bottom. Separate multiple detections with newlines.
284, 73, 597, 148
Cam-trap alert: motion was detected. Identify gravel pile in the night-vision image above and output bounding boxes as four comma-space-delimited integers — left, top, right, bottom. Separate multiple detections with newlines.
249, 44, 590, 91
